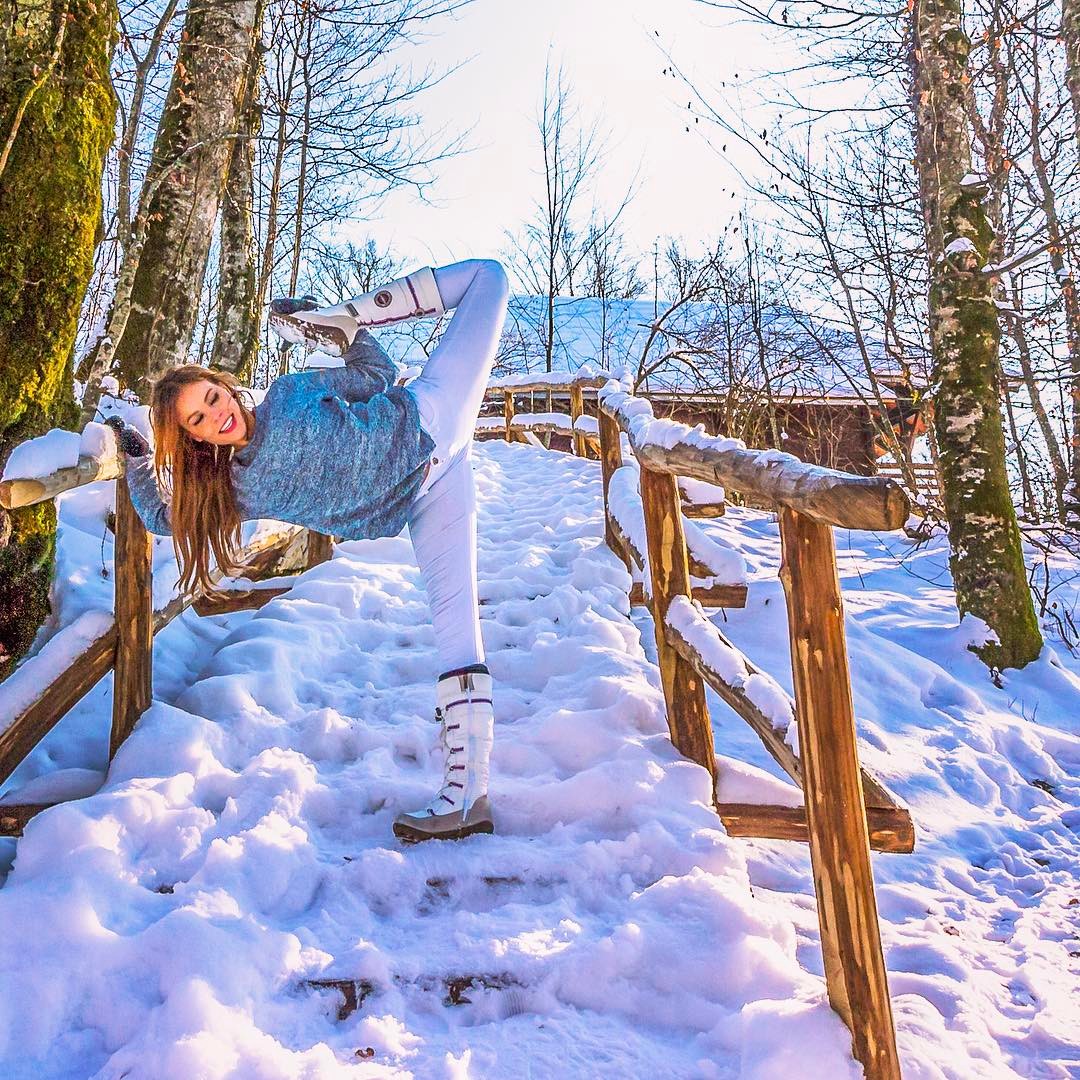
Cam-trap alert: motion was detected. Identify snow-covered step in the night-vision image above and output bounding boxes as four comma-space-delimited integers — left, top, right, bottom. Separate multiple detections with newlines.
0, 439, 861, 1078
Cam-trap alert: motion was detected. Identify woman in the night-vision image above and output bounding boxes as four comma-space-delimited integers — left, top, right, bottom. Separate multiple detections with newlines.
110, 259, 510, 844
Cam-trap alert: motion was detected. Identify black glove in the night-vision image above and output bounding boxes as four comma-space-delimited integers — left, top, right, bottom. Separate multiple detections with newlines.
103, 415, 151, 458
270, 295, 321, 316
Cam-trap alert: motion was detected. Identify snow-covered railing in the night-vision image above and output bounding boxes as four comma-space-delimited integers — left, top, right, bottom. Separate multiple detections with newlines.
482, 370, 608, 459
478, 371, 729, 518
0, 439, 333, 834
596, 376, 910, 1080
607, 456, 747, 609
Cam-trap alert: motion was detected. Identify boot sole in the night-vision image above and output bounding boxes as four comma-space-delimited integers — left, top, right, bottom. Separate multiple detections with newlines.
393, 819, 495, 844
268, 312, 351, 356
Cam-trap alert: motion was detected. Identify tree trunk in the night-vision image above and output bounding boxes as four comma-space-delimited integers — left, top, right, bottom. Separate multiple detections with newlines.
909, 0, 1042, 669
113, 0, 261, 400
251, 31, 302, 385
1003, 285, 1068, 513
0, 0, 117, 680
115, 0, 179, 253
1054, 0, 1080, 517
1064, 0, 1080, 148
211, 7, 264, 380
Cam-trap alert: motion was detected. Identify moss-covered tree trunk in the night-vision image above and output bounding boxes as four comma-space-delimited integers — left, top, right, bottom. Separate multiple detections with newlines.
112, 0, 260, 400
210, 4, 263, 382
909, 0, 1042, 670
0, 0, 117, 680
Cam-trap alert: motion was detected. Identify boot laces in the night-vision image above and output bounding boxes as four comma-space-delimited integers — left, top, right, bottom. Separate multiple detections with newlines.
428, 704, 466, 813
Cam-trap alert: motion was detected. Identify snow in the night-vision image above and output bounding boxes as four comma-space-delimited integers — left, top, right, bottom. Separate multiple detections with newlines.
505, 411, 573, 431
0, 439, 1079, 1077
80, 421, 119, 466
1, 428, 81, 482
666, 597, 794, 739
607, 455, 746, 594
489, 363, 606, 389
369, 295, 921, 400
1, 421, 118, 487
0, 610, 113, 736
944, 238, 978, 259
679, 476, 726, 505
599, 382, 747, 462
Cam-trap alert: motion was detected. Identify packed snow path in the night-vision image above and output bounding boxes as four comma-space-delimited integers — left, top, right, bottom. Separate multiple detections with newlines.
2, 439, 1079, 1078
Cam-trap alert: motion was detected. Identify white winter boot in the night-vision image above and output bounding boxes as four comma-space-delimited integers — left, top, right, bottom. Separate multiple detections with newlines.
393, 664, 495, 843
268, 267, 445, 356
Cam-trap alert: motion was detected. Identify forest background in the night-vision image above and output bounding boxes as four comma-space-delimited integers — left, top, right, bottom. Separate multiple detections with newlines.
1, 0, 1078, 682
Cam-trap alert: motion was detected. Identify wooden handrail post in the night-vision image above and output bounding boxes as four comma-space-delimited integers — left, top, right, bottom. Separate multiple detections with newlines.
598, 407, 626, 565
638, 463, 716, 790
777, 506, 900, 1080
570, 383, 587, 458
110, 466, 153, 757
503, 390, 514, 443
306, 531, 333, 569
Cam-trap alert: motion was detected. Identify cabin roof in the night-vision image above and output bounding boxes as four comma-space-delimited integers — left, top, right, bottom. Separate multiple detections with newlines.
375, 294, 927, 404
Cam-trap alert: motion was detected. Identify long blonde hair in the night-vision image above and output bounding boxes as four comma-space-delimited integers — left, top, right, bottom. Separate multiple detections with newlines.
148, 365, 258, 600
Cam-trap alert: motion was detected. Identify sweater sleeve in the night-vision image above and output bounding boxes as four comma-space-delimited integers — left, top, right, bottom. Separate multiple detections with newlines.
304, 329, 398, 401
122, 456, 173, 536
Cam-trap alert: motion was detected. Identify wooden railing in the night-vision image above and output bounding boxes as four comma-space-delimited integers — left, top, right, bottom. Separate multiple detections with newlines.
877, 459, 941, 509
596, 376, 910, 1080
3, 370, 909, 1077
481, 374, 729, 519
481, 373, 607, 455
0, 451, 332, 834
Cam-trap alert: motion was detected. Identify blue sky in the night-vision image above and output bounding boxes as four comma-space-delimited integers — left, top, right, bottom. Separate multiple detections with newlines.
354, 0, 787, 279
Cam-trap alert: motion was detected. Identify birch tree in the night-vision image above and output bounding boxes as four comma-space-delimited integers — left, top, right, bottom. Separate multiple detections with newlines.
1058, 0, 1080, 512
249, 0, 468, 386
909, 0, 1042, 667
211, 2, 265, 380
112, 0, 261, 399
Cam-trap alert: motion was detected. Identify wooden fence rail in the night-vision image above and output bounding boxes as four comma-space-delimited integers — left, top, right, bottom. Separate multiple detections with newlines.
3, 370, 909, 1078
0, 452, 329, 832
597, 379, 910, 1080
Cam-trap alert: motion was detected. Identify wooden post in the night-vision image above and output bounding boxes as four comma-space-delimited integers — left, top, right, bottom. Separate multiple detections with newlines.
777, 507, 900, 1080
638, 463, 716, 789
306, 531, 333, 568
110, 467, 154, 757
598, 407, 625, 562
503, 391, 514, 443
570, 383, 587, 458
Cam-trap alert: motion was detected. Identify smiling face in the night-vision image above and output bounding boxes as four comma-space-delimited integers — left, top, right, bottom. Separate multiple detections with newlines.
174, 379, 251, 447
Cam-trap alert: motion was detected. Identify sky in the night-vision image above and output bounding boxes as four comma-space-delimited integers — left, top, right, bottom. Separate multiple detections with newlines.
352, 0, 790, 280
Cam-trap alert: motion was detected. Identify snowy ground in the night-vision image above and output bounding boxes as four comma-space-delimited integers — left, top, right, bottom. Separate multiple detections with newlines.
1, 440, 1079, 1078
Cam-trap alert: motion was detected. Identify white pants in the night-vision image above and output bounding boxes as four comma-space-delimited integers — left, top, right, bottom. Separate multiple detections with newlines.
405, 260, 509, 674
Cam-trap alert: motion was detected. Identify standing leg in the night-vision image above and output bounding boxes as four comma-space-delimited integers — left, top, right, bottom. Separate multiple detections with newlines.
391, 259, 509, 843
408, 453, 483, 674
394, 454, 494, 843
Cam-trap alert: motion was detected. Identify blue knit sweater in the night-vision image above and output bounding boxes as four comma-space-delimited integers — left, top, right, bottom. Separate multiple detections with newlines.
124, 331, 435, 540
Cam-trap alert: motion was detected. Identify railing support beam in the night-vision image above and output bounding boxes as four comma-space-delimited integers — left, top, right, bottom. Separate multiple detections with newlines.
110, 468, 153, 757
638, 463, 716, 791
570, 383, 587, 458
597, 407, 625, 564
778, 507, 900, 1079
